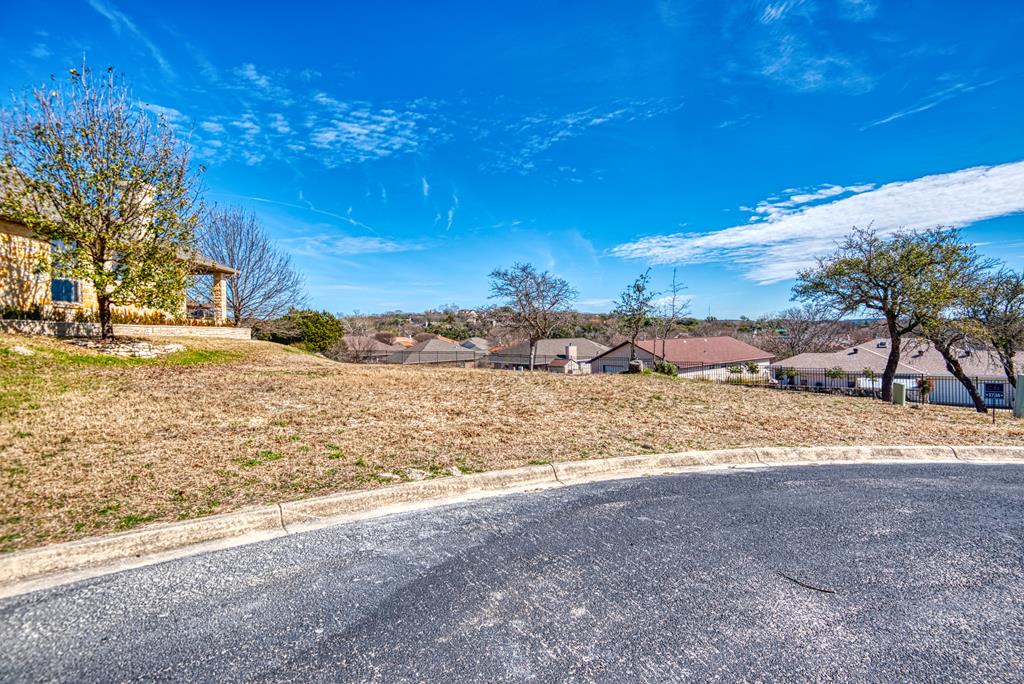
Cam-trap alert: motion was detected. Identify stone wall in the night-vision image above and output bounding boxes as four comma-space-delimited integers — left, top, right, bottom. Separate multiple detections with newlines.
0, 319, 251, 340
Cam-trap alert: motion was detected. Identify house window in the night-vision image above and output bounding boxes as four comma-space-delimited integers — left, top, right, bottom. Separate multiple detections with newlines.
51, 278, 80, 304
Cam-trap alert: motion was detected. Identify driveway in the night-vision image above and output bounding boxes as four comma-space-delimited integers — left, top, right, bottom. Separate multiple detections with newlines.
3, 462, 1024, 681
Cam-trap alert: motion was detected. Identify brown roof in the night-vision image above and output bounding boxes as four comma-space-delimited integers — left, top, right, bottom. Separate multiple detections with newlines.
594, 336, 773, 366
341, 335, 403, 353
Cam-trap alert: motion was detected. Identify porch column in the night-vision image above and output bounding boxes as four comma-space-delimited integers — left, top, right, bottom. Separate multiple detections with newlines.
212, 272, 227, 325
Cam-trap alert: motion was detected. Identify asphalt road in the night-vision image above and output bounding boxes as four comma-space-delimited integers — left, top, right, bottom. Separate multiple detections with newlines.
3, 462, 1024, 682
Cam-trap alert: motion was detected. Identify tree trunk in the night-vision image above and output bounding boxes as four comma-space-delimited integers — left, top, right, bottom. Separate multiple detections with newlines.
995, 343, 1017, 388
528, 338, 536, 371
941, 353, 988, 413
98, 295, 114, 340
881, 319, 901, 402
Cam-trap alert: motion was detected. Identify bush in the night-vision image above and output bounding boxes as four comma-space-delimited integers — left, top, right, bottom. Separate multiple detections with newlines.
291, 309, 345, 352
253, 309, 344, 352
727, 365, 743, 374
825, 367, 846, 379
654, 360, 678, 376
744, 360, 760, 374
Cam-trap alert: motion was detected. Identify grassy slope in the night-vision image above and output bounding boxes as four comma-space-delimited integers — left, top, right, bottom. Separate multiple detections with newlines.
2, 333, 1022, 552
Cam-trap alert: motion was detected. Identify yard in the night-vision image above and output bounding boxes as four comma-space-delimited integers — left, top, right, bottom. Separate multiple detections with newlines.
2, 333, 1023, 553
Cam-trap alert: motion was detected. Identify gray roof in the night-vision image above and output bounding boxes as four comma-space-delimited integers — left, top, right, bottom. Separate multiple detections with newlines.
492, 338, 609, 365
385, 337, 487, 364
774, 338, 1023, 378
461, 337, 490, 351
341, 335, 403, 353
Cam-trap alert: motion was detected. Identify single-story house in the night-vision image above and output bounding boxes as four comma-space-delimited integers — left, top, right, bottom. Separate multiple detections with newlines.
489, 338, 609, 370
772, 338, 1022, 408
384, 336, 487, 367
590, 336, 774, 376
339, 335, 403, 362
0, 213, 237, 324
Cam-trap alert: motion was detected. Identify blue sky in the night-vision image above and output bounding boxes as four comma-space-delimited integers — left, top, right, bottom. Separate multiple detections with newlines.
2, 0, 1023, 317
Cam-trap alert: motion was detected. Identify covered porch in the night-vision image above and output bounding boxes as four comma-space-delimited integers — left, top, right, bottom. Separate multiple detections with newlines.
188, 256, 237, 325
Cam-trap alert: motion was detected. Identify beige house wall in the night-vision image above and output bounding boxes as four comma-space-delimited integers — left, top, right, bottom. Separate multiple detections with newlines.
0, 220, 184, 321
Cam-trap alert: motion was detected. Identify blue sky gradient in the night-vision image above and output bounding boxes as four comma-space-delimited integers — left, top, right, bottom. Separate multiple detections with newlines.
2, 0, 1023, 316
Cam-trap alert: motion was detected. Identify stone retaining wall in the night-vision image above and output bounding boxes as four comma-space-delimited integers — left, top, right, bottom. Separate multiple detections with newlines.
0, 319, 251, 340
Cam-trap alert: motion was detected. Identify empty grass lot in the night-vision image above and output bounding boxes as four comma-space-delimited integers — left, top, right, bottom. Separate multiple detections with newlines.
2, 333, 1023, 552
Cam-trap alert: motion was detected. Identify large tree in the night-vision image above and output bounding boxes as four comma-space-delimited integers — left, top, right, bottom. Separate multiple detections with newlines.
794, 226, 974, 402
0, 66, 203, 338
971, 269, 1024, 388
488, 262, 577, 370
614, 269, 657, 366
191, 206, 306, 325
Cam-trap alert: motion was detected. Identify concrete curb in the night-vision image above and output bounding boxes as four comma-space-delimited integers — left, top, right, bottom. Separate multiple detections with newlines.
2, 445, 1023, 592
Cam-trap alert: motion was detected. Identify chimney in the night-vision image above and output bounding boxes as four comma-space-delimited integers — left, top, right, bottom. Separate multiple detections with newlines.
565, 344, 578, 361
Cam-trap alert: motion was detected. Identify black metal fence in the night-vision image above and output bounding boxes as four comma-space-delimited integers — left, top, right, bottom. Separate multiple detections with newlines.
678, 365, 1017, 410
337, 349, 568, 368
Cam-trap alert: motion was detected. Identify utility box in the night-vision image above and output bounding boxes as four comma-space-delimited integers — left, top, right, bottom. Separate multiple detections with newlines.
892, 381, 907, 406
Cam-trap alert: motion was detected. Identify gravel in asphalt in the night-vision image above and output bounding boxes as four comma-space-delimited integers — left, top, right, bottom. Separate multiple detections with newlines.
2, 462, 1024, 682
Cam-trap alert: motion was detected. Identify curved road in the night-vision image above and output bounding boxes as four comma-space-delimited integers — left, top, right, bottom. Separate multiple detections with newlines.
3, 462, 1024, 681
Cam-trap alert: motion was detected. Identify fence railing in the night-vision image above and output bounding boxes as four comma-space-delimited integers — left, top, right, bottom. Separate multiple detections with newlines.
677, 365, 1017, 410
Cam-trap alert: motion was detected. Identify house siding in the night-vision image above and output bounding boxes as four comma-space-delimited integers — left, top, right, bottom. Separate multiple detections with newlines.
0, 220, 184, 320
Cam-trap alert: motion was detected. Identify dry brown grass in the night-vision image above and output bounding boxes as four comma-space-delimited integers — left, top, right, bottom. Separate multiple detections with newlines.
2, 333, 1022, 552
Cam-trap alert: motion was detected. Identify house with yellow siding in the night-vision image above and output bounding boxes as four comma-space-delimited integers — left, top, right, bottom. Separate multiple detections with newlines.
0, 215, 237, 324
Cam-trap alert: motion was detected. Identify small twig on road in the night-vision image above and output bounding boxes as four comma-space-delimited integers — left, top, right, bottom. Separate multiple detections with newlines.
777, 571, 836, 594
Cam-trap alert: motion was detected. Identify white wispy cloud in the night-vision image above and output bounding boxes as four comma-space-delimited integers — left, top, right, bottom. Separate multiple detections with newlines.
29, 44, 50, 59
490, 99, 682, 174
268, 113, 291, 134
139, 102, 186, 124
838, 0, 878, 21
730, 2, 874, 95
199, 120, 225, 134
864, 78, 1000, 129
757, 33, 874, 94
421, 176, 430, 197
279, 234, 422, 257
612, 161, 1024, 284
87, 0, 175, 78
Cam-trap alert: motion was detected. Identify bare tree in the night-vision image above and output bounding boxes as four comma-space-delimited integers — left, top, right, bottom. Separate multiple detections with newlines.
758, 303, 844, 358
489, 262, 577, 370
652, 268, 689, 359
1, 66, 202, 338
191, 206, 306, 325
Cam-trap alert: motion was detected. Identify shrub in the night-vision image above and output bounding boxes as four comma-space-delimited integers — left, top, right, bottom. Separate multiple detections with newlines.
727, 365, 743, 374
291, 309, 345, 352
252, 309, 345, 352
825, 367, 846, 379
744, 360, 760, 374
1, 305, 44, 320
654, 360, 678, 376
862, 368, 877, 380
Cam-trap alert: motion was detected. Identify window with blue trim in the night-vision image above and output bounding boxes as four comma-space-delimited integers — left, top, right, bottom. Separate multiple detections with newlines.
51, 278, 80, 303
